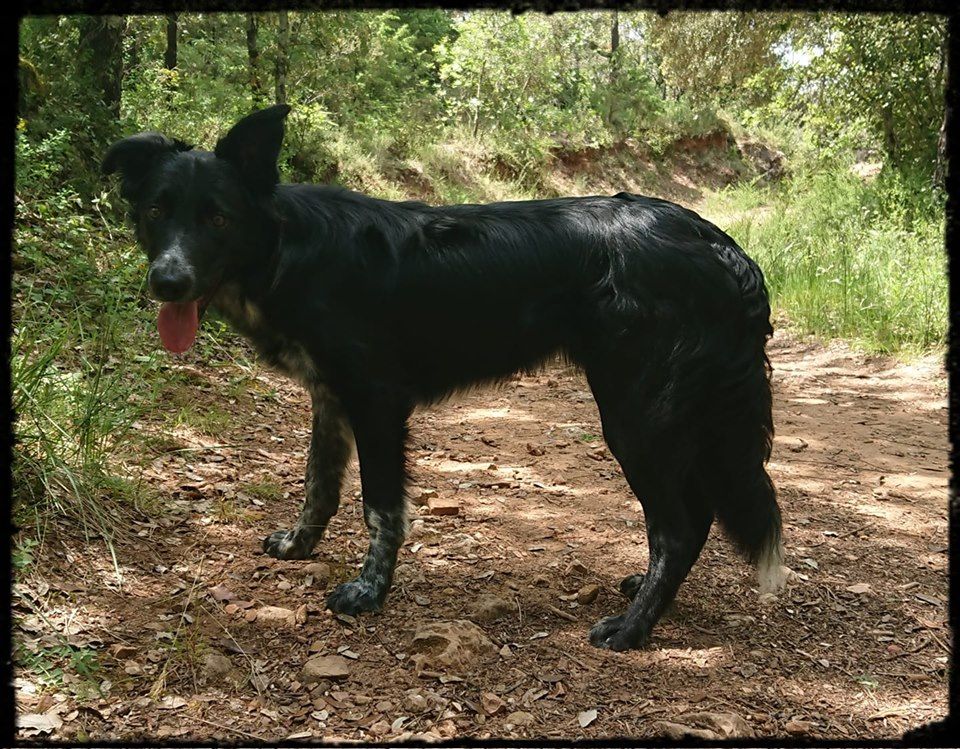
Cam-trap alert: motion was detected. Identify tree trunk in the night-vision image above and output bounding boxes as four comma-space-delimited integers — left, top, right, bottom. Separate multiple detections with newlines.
78, 15, 126, 122
933, 32, 948, 188
247, 14, 265, 106
611, 10, 620, 60
607, 10, 621, 128
881, 102, 898, 166
274, 10, 289, 105
128, 21, 142, 73
472, 58, 486, 139
164, 13, 178, 69
933, 111, 947, 188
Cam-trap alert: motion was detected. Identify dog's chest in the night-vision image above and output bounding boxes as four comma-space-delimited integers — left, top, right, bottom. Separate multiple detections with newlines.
214, 292, 321, 387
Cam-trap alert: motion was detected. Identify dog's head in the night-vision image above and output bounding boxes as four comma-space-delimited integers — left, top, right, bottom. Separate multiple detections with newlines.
103, 104, 291, 353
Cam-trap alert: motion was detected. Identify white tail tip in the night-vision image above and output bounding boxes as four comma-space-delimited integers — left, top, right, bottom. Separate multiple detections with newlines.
757, 541, 786, 595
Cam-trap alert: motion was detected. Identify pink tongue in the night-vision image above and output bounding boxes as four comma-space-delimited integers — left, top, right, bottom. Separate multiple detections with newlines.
157, 301, 199, 354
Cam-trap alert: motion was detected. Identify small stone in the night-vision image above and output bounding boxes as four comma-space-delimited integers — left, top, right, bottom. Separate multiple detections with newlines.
123, 660, 143, 675
301, 655, 352, 682
504, 710, 535, 729
301, 563, 331, 585
407, 520, 427, 541
681, 711, 754, 738
576, 584, 600, 605
532, 575, 551, 588
255, 605, 297, 627
411, 488, 438, 506
202, 653, 234, 679
427, 497, 460, 516
468, 594, 513, 623
785, 718, 816, 735
653, 721, 718, 740
368, 720, 391, 736
109, 644, 138, 660
481, 692, 504, 715
295, 604, 308, 625
404, 691, 429, 712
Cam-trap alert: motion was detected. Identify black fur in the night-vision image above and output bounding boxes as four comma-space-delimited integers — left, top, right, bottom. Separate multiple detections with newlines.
104, 105, 783, 650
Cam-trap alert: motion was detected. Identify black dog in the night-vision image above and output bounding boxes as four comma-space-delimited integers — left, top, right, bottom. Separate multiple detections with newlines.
103, 105, 784, 650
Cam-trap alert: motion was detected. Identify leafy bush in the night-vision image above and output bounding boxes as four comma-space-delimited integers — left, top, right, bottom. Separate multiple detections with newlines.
709, 163, 945, 353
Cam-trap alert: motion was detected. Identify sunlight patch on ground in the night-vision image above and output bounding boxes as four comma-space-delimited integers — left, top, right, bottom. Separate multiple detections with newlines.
455, 406, 540, 423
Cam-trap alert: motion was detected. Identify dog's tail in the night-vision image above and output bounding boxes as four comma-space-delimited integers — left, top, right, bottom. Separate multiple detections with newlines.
707, 242, 785, 594
715, 458, 785, 595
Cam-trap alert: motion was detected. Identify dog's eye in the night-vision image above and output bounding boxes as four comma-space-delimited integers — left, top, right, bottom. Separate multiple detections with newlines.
147, 205, 162, 220
211, 214, 227, 229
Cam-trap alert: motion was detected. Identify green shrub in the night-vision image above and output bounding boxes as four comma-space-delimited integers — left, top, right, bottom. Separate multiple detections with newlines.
708, 164, 946, 353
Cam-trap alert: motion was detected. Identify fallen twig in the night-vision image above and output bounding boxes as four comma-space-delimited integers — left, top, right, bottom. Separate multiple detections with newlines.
545, 603, 577, 622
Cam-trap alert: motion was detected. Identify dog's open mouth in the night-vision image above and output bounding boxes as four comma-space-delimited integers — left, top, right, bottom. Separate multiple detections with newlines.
157, 284, 220, 354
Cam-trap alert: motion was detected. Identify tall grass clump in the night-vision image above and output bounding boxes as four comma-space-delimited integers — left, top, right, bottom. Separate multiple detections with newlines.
707, 165, 946, 354
13, 125, 167, 548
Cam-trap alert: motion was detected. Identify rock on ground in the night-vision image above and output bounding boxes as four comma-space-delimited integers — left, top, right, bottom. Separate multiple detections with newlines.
468, 594, 513, 623
301, 655, 352, 683
680, 711, 754, 738
409, 619, 497, 674
652, 721, 718, 740
504, 711, 535, 730
255, 605, 297, 627
300, 562, 331, 586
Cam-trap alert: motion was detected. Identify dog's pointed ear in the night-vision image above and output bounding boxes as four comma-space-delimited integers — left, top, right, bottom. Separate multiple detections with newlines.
214, 104, 291, 195
102, 132, 192, 200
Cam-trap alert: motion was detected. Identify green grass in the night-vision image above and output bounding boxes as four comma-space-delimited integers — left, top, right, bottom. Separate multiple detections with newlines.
14, 641, 103, 698
240, 478, 284, 502
12, 140, 232, 554
704, 165, 946, 355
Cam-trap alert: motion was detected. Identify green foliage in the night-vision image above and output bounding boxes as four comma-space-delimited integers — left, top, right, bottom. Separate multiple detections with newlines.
15, 640, 102, 697
707, 164, 946, 353
646, 12, 792, 106
791, 14, 946, 173
14, 128, 199, 542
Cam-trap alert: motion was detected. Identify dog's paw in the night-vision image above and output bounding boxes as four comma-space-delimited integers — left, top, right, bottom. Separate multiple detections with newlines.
262, 529, 314, 560
618, 573, 645, 599
588, 614, 649, 651
325, 579, 384, 616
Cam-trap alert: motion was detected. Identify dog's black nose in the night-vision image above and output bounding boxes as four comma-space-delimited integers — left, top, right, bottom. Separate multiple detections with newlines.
149, 266, 194, 301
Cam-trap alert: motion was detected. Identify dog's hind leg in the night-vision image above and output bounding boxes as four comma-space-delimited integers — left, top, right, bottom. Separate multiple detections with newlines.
590, 445, 713, 651
583, 366, 714, 651
325, 403, 409, 616
263, 387, 351, 559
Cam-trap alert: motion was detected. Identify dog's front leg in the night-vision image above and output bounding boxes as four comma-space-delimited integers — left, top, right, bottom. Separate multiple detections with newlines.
325, 406, 408, 616
263, 386, 350, 559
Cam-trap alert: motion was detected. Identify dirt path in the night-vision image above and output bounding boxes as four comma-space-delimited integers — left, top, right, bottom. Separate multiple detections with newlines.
14, 330, 949, 741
